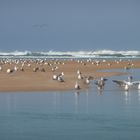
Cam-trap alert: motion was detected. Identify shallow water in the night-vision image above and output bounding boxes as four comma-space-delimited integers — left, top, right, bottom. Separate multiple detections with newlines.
0, 69, 140, 140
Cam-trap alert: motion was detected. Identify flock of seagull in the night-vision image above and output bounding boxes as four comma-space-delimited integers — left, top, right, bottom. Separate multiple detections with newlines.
73, 66, 140, 92
74, 74, 140, 92
0, 58, 140, 92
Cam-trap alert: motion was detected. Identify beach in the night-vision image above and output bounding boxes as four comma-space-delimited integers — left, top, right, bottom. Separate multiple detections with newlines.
0, 59, 140, 92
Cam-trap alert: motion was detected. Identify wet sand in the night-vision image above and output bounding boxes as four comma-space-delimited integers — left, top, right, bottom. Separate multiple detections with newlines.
0, 59, 140, 92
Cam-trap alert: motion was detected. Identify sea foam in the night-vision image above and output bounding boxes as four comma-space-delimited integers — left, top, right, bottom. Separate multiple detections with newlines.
0, 50, 140, 59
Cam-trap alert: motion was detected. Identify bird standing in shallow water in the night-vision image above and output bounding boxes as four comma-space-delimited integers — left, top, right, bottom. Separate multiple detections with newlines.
75, 81, 80, 90
113, 76, 140, 91
95, 77, 108, 91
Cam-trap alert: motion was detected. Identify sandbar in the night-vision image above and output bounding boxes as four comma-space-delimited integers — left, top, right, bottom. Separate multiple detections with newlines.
0, 59, 140, 92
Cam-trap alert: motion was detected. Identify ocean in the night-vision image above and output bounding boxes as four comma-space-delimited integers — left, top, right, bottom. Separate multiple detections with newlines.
0, 67, 140, 140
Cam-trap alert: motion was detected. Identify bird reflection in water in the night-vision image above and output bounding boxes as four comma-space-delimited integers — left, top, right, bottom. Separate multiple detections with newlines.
124, 91, 131, 104
74, 91, 80, 114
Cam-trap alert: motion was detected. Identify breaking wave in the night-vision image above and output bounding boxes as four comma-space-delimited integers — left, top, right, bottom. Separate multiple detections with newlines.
0, 50, 140, 59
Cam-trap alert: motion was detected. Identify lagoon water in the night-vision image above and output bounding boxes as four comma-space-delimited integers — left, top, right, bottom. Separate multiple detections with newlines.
0, 69, 140, 140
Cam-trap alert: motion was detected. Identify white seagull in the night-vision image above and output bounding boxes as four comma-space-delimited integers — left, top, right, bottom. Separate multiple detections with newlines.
113, 76, 140, 90
52, 72, 64, 82
75, 81, 80, 90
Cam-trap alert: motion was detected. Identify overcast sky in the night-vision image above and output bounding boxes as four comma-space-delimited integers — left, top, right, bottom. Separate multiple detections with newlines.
0, 0, 140, 51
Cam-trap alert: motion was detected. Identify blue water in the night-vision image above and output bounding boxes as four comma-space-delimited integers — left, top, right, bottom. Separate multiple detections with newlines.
0, 69, 140, 140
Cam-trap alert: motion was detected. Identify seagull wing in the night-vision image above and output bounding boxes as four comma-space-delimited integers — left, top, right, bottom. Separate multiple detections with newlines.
132, 81, 140, 86
112, 80, 126, 86
103, 78, 108, 81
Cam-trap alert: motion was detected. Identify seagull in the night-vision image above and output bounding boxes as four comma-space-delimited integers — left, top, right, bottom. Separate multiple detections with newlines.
85, 77, 90, 84
95, 77, 108, 90
52, 74, 58, 80
77, 74, 83, 80
6, 68, 14, 74
76, 70, 83, 80
57, 75, 64, 82
132, 81, 140, 90
124, 84, 129, 91
113, 76, 132, 87
33, 67, 39, 72
14, 66, 18, 71
75, 81, 80, 90
113, 76, 140, 90
77, 70, 81, 75
52, 72, 64, 82
84, 76, 93, 85
0, 66, 2, 71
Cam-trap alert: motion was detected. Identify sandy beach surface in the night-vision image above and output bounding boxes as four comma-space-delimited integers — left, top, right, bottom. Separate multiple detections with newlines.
0, 59, 140, 92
